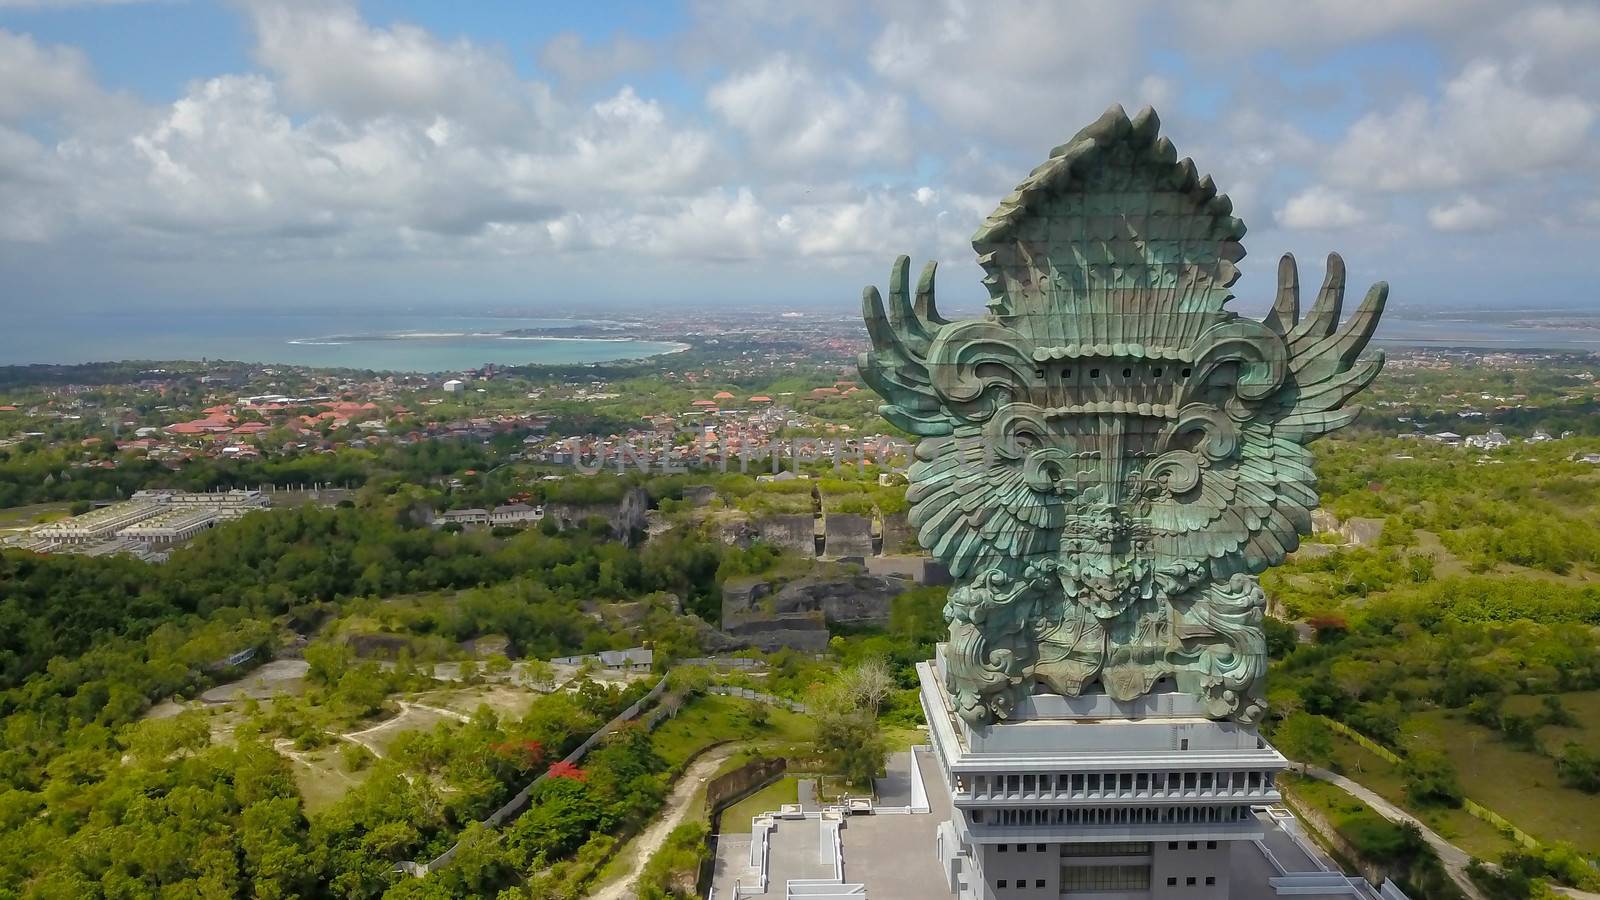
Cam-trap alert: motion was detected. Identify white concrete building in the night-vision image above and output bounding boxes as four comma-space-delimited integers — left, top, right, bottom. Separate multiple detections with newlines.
915, 652, 1400, 900
33, 502, 163, 544
490, 503, 544, 525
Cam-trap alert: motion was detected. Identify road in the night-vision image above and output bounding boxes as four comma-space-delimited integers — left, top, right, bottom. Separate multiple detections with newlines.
586, 743, 743, 900
1298, 764, 1488, 900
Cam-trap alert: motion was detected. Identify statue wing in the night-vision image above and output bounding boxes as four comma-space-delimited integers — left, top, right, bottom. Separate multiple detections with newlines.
1149, 253, 1386, 577
1263, 252, 1388, 444
858, 255, 954, 436
906, 430, 1066, 581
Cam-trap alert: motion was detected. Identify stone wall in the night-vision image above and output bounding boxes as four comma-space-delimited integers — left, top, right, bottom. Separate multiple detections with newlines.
754, 514, 817, 557
1309, 509, 1386, 547
722, 572, 912, 628
718, 571, 915, 651
822, 513, 874, 558
879, 511, 917, 555
866, 554, 951, 585
706, 756, 788, 825
544, 486, 650, 542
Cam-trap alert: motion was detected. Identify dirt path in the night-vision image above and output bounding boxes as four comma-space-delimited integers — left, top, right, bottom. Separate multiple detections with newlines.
1299, 764, 1488, 900
339, 701, 473, 758
586, 743, 744, 900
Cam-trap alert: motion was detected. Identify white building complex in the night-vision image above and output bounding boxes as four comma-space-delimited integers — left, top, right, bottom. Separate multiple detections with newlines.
18, 489, 268, 558
709, 650, 1410, 900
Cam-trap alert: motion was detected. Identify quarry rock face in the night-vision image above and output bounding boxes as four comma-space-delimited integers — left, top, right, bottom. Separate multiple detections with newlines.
866, 554, 952, 585
822, 513, 874, 558
545, 486, 650, 542
753, 514, 817, 557
718, 570, 916, 651
878, 511, 917, 555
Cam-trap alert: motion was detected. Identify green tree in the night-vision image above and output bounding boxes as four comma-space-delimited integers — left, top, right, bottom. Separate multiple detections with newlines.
1401, 749, 1464, 807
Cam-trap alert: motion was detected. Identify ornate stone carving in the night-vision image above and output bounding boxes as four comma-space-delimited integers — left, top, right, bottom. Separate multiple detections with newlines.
858, 105, 1388, 726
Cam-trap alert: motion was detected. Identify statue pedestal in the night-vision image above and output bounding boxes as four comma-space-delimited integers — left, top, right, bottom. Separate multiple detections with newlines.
919, 647, 1287, 900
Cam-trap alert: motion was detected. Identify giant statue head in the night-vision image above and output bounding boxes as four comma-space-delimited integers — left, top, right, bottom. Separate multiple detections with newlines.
859, 105, 1388, 726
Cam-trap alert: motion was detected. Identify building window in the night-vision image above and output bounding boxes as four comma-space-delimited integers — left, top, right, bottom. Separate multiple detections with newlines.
997, 880, 1007, 889
1180, 739, 1189, 750
1167, 878, 1178, 886
1008, 774, 1020, 793
1137, 772, 1149, 790
1120, 773, 1133, 791
1167, 842, 1178, 850
1187, 841, 1197, 850
1207, 841, 1217, 849
1207, 876, 1217, 885
1036, 844, 1046, 853
971, 810, 983, 823
1187, 877, 1197, 886
1184, 772, 1198, 790
998, 844, 1007, 853
1059, 865, 1152, 892
1036, 880, 1046, 888
1062, 842, 1151, 857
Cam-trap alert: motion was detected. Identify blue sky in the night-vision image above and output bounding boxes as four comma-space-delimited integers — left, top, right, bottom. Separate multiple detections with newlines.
1, 0, 1597, 315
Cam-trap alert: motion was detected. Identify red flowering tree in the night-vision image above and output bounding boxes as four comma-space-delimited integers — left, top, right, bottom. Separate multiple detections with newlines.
546, 760, 588, 782
491, 739, 545, 769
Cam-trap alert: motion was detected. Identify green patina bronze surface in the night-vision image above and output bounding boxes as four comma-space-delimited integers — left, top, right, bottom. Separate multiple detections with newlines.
859, 105, 1388, 726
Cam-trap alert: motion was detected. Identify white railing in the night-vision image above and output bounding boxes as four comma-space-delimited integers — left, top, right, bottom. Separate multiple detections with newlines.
909, 748, 931, 813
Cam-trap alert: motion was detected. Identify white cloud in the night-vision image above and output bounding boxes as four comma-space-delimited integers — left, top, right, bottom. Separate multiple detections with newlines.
1176, 0, 1491, 52
537, 32, 654, 84
867, 1, 1153, 148
1505, 5, 1600, 60
1276, 186, 1369, 230
244, 0, 549, 129
708, 55, 910, 169
0, 29, 115, 121
1327, 60, 1596, 192
1427, 195, 1496, 232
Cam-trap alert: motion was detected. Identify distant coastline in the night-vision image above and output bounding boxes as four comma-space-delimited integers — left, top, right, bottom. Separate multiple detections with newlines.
0, 313, 689, 372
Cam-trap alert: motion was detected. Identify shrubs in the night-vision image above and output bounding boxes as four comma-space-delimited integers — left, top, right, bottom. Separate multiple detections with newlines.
1400, 750, 1464, 808
636, 822, 710, 900
1554, 743, 1600, 793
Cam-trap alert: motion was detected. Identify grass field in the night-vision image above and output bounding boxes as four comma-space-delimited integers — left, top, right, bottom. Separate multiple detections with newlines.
284, 743, 369, 814
1503, 690, 1600, 753
719, 777, 800, 833
1407, 703, 1600, 852
353, 705, 458, 757
650, 694, 813, 771
411, 683, 542, 720
0, 501, 70, 530
1322, 729, 1514, 859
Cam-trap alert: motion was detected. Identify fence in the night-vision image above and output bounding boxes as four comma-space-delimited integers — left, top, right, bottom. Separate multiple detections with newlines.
706, 757, 789, 824
402, 675, 671, 875
1311, 714, 1541, 849
709, 685, 810, 714
678, 656, 765, 670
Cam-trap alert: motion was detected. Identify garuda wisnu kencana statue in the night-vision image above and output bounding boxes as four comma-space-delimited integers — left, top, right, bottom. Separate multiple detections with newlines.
859, 105, 1388, 727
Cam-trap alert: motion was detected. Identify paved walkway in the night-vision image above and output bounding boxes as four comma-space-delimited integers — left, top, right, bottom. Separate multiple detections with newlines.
586, 743, 744, 900
1299, 764, 1487, 900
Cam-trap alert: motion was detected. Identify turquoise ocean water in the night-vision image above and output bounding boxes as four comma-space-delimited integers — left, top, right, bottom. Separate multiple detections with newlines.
0, 314, 686, 373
